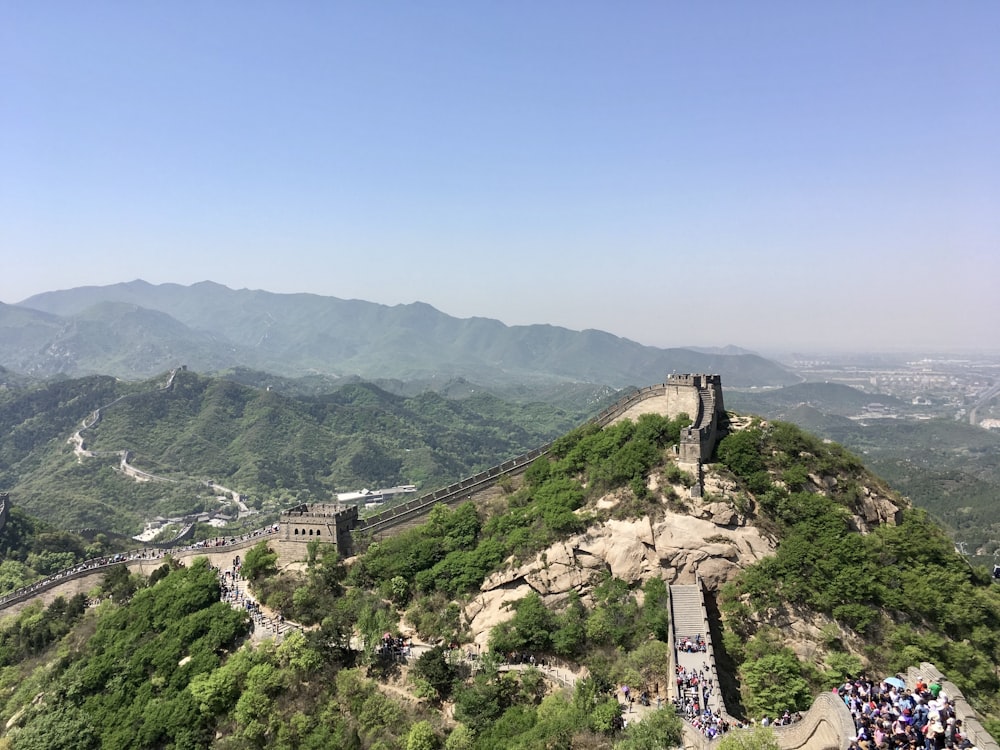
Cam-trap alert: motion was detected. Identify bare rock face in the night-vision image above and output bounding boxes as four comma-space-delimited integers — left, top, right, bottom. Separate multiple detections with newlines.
751, 601, 867, 665
701, 502, 739, 526
465, 505, 775, 645
799, 469, 903, 533
853, 486, 903, 531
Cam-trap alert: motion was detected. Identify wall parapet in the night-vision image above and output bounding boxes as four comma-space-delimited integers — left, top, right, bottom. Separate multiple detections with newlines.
0, 525, 278, 613
906, 663, 999, 750
358, 375, 724, 537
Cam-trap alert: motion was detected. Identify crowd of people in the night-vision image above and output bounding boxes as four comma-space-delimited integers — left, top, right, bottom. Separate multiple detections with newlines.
674, 663, 737, 737
215, 558, 291, 638
0, 524, 281, 609
842, 674, 975, 750
675, 664, 714, 712
376, 633, 412, 661
676, 634, 708, 653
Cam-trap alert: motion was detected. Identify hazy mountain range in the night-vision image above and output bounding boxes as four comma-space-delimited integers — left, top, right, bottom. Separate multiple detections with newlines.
0, 280, 797, 388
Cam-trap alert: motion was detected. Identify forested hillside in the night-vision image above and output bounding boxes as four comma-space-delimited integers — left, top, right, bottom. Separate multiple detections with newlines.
726, 386, 1000, 562
0, 370, 593, 533
2, 414, 999, 749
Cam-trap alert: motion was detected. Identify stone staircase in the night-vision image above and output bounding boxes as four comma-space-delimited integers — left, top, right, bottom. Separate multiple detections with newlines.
670, 584, 706, 637
670, 582, 722, 715
696, 387, 715, 428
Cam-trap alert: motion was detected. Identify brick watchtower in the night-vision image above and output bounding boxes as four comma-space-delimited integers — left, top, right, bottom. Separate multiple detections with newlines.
276, 503, 358, 564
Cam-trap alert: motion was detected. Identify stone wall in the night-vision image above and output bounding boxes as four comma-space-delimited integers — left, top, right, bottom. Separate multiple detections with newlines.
679, 688, 855, 750
906, 663, 999, 750
276, 503, 358, 564
358, 375, 725, 538
0, 528, 279, 615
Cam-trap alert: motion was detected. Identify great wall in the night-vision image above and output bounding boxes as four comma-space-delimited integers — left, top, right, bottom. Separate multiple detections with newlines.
1, 374, 997, 750
0, 374, 725, 611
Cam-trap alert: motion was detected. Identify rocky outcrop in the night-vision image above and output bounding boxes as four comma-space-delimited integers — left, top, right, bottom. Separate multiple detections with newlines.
465, 498, 775, 645
852, 485, 903, 531
803, 472, 902, 532
461, 449, 905, 652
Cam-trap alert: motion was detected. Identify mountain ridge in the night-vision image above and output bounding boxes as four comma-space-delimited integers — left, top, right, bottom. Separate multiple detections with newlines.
7, 280, 798, 387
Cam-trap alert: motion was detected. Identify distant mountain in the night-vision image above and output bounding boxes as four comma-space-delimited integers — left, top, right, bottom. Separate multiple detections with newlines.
682, 345, 758, 356
0, 369, 586, 532
7, 281, 799, 387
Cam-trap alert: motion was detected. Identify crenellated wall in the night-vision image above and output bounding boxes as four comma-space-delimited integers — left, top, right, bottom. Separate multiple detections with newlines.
357, 374, 726, 538
906, 663, 999, 750
0, 526, 279, 615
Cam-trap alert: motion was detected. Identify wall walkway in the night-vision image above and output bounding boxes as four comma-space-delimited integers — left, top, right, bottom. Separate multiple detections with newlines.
0, 526, 278, 615
357, 374, 724, 538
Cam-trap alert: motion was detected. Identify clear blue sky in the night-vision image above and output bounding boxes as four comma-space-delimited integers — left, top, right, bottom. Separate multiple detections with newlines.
2, 2, 998, 353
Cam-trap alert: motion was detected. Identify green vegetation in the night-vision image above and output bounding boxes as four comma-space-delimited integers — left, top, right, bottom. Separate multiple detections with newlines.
0, 594, 87, 667
349, 413, 689, 607
4, 405, 1000, 746
0, 370, 585, 533
2, 559, 249, 749
715, 725, 780, 750
725, 385, 1000, 564
715, 420, 1000, 719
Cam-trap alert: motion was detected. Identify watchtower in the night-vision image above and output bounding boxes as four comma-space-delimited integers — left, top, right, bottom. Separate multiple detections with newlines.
276, 503, 358, 564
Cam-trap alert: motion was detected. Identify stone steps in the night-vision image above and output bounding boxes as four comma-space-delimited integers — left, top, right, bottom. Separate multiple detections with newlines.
669, 584, 706, 637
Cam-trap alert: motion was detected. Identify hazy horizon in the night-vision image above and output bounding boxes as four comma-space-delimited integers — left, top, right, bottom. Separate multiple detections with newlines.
4, 3, 998, 353
8, 277, 1000, 360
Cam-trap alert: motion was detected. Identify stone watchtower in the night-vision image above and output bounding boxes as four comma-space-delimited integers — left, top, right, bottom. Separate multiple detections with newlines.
670, 374, 726, 497
276, 503, 358, 565
605, 374, 727, 497
674, 374, 725, 465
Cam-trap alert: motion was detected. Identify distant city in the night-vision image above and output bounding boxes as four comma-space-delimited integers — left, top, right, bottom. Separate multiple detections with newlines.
774, 351, 1000, 427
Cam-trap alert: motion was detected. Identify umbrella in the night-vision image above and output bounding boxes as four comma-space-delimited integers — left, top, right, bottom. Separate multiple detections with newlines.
884, 677, 906, 689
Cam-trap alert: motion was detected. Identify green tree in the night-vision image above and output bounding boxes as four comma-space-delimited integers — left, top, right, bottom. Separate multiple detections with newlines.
639, 577, 670, 641
444, 724, 474, 750
614, 708, 683, 750
552, 590, 587, 657
406, 720, 440, 750
411, 646, 458, 703
242, 540, 278, 581
739, 647, 812, 718
716, 428, 766, 478
623, 640, 673, 696
490, 592, 556, 654
716, 725, 781, 750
